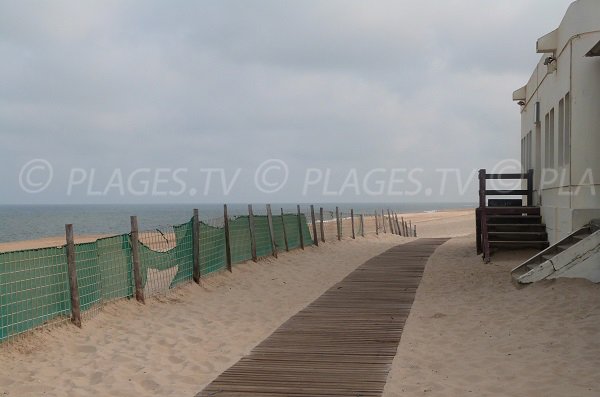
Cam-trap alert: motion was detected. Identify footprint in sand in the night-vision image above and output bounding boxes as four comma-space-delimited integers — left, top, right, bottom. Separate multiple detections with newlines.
168, 355, 184, 364
89, 371, 103, 385
76, 345, 97, 354
140, 378, 161, 392
185, 335, 203, 344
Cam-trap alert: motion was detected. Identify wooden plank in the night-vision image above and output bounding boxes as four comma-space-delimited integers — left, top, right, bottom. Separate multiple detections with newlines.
266, 204, 277, 258
381, 209, 387, 233
248, 205, 258, 262
129, 216, 145, 303
311, 205, 319, 247
485, 173, 527, 179
336, 207, 341, 241
224, 204, 233, 271
350, 209, 355, 239
319, 207, 325, 243
297, 205, 305, 250
486, 189, 529, 196
360, 214, 365, 237
193, 209, 201, 283
65, 224, 82, 327
198, 239, 448, 396
280, 208, 289, 252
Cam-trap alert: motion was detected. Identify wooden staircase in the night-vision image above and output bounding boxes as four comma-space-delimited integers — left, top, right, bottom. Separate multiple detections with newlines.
476, 169, 549, 263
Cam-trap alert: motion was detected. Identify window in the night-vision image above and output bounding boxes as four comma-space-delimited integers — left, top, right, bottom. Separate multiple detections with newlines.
564, 93, 571, 165
558, 98, 564, 166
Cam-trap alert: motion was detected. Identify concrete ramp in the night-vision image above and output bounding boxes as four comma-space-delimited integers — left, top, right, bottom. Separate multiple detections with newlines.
511, 221, 600, 284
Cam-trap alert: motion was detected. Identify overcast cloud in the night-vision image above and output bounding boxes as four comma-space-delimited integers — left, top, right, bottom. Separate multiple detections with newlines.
0, 0, 574, 204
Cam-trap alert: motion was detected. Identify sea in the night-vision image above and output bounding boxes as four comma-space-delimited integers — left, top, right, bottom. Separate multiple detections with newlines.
0, 202, 475, 243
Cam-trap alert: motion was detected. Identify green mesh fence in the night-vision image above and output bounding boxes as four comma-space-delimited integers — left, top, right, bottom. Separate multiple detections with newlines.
96, 234, 133, 302
137, 220, 194, 297
199, 222, 226, 275
254, 216, 274, 257
229, 216, 252, 264
0, 247, 70, 342
0, 210, 317, 342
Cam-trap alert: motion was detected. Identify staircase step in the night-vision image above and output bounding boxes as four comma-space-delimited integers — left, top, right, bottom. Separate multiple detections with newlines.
487, 223, 546, 232
486, 215, 543, 224
488, 231, 548, 242
485, 207, 541, 215
489, 241, 550, 249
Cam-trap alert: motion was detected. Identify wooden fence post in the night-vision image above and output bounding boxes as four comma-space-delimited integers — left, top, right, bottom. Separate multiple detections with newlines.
297, 205, 305, 250
130, 216, 145, 303
310, 205, 318, 247
409, 220, 413, 237
192, 209, 201, 283
360, 214, 365, 237
382, 209, 387, 233
223, 205, 233, 272
394, 213, 402, 236
266, 204, 278, 258
336, 207, 341, 240
374, 211, 379, 235
65, 224, 82, 327
280, 208, 289, 252
350, 209, 356, 239
319, 207, 325, 243
248, 204, 257, 262
401, 216, 406, 236
413, 225, 417, 237
387, 210, 394, 234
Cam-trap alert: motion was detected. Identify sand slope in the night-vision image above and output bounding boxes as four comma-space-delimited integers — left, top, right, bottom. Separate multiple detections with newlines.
384, 236, 600, 396
0, 235, 406, 397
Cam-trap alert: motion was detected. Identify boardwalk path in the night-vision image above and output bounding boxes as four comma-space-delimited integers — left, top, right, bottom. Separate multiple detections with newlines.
197, 238, 448, 396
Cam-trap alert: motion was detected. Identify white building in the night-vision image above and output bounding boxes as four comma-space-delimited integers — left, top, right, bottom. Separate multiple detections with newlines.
513, 0, 600, 245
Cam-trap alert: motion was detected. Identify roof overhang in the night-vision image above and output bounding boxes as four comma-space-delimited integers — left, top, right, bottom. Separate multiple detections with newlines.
513, 85, 527, 102
537, 29, 558, 53
586, 39, 600, 57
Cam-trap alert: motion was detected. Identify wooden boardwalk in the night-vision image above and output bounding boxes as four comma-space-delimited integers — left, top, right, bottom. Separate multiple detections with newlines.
197, 238, 448, 397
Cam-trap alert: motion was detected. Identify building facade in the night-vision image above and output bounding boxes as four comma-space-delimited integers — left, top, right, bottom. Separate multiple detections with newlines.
514, 0, 600, 244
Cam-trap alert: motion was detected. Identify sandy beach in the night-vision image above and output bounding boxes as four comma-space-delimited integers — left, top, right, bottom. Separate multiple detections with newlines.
1, 208, 599, 396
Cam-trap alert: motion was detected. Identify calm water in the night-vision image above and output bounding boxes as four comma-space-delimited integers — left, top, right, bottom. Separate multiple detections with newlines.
0, 202, 475, 243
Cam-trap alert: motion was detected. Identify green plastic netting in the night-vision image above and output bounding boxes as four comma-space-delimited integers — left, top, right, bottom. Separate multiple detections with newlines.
0, 212, 314, 342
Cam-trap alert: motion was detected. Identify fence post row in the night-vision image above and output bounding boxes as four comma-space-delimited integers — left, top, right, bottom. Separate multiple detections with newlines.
65, 224, 82, 328
280, 208, 290, 252
130, 216, 145, 303
336, 207, 341, 241
248, 205, 258, 262
360, 214, 365, 237
351, 209, 356, 239
310, 205, 319, 247
223, 204, 233, 272
297, 205, 305, 250
266, 204, 278, 258
319, 207, 325, 243
192, 209, 201, 283
394, 213, 401, 236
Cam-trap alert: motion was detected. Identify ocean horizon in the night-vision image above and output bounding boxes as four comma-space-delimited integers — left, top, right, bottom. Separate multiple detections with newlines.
0, 202, 474, 243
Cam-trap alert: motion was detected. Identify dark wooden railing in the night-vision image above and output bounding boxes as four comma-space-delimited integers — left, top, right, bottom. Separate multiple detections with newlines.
476, 169, 534, 262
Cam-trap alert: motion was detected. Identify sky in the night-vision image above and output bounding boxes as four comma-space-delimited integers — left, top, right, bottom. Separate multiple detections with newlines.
0, 0, 575, 204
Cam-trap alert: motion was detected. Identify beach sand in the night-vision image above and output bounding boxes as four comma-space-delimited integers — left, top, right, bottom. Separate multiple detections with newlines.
2, 208, 599, 396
